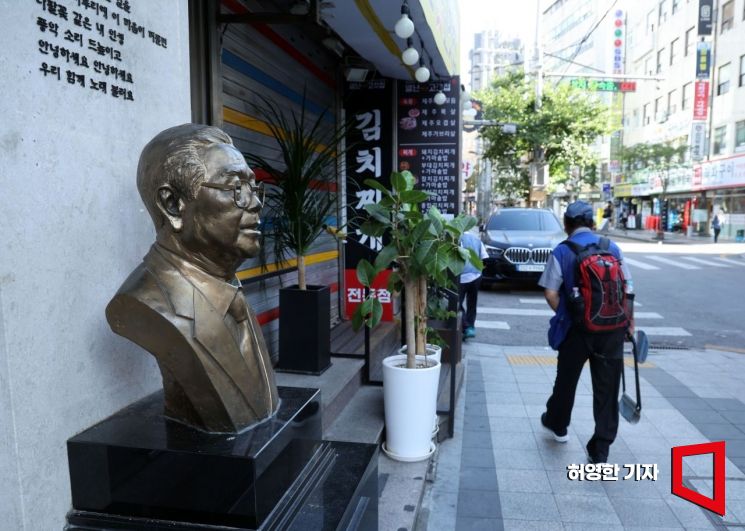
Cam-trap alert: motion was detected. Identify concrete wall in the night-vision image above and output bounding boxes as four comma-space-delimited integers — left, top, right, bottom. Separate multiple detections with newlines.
0, 1, 191, 529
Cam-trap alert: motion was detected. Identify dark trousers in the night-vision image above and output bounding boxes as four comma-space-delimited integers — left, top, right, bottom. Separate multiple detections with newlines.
714, 228, 721, 243
459, 277, 481, 329
544, 328, 624, 461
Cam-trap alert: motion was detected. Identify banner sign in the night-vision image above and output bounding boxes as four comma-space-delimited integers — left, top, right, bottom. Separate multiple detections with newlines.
693, 81, 709, 120
343, 79, 394, 320
569, 79, 635, 92
698, 0, 713, 35
690, 122, 707, 161
695, 42, 711, 79
693, 153, 745, 190
397, 76, 461, 216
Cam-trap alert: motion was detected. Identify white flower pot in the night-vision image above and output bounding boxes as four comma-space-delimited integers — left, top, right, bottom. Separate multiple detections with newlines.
382, 352, 441, 462
398, 345, 442, 436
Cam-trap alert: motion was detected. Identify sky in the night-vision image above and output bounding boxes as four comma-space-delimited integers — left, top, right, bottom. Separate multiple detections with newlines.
459, 0, 538, 89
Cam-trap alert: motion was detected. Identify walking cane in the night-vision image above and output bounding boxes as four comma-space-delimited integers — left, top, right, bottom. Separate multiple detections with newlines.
619, 330, 648, 424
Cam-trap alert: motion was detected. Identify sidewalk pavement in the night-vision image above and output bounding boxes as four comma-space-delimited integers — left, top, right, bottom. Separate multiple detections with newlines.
603, 228, 715, 245
416, 342, 745, 530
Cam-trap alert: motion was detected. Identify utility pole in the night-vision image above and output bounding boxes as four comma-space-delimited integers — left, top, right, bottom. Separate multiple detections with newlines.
531, 0, 545, 207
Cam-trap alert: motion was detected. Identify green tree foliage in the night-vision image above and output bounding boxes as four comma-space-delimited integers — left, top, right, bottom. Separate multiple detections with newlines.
477, 72, 611, 193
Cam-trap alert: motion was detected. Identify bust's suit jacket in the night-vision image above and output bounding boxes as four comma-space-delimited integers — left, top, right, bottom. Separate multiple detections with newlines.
106, 244, 279, 433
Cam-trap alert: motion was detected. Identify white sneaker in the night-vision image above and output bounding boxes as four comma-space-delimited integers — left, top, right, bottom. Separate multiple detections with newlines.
540, 413, 569, 443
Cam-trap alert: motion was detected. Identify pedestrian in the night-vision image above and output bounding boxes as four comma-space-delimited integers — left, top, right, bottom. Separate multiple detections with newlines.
459, 231, 489, 339
712, 212, 722, 243
537, 201, 634, 464
600, 201, 613, 232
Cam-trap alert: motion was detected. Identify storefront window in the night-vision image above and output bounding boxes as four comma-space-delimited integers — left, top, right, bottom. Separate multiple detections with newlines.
713, 126, 727, 155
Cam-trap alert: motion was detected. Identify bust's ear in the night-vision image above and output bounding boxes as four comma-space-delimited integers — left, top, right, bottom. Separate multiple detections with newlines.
156, 185, 186, 232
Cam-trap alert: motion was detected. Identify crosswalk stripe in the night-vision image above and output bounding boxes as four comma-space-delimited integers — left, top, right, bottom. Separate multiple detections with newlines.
475, 320, 510, 330
646, 256, 700, 270
680, 256, 730, 268
623, 257, 660, 270
519, 298, 546, 304
635, 312, 663, 319
715, 257, 745, 267
478, 307, 554, 317
637, 326, 691, 336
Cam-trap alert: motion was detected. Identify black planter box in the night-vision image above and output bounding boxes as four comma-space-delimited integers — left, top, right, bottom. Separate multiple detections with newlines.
65, 387, 379, 530
277, 285, 331, 375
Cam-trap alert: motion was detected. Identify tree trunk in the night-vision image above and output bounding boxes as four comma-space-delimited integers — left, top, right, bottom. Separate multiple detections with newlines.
297, 254, 306, 290
415, 275, 428, 356
404, 277, 417, 369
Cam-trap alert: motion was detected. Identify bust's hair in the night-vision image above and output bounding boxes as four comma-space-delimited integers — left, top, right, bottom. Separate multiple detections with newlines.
137, 124, 233, 228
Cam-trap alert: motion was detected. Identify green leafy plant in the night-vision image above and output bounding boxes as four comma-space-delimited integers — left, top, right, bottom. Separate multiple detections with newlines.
244, 92, 352, 289
351, 171, 483, 369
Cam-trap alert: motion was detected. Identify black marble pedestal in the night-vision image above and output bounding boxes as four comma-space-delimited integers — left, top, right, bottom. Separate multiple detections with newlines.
65, 387, 378, 530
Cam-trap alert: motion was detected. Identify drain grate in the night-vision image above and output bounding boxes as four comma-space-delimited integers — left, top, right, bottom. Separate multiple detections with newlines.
649, 343, 690, 351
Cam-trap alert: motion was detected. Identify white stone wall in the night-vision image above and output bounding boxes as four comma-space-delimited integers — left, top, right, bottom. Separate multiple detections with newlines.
0, 1, 191, 529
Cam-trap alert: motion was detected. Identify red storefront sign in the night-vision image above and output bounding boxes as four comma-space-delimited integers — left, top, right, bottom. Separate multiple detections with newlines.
343, 269, 394, 322
693, 81, 709, 120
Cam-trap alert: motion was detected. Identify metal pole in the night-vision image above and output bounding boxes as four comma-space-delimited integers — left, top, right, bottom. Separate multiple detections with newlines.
531, 0, 544, 205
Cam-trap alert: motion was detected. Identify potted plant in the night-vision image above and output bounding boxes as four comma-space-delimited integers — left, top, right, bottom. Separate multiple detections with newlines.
352, 171, 482, 461
244, 93, 351, 374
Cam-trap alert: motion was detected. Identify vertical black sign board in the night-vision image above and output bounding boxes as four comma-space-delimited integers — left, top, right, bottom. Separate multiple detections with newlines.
343, 79, 394, 268
396, 77, 461, 216
697, 0, 713, 35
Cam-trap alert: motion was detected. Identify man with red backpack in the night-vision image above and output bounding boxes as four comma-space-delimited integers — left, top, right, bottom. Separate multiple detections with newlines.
538, 201, 634, 464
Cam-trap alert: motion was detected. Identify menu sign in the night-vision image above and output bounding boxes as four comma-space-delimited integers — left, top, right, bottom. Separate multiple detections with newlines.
397, 77, 461, 216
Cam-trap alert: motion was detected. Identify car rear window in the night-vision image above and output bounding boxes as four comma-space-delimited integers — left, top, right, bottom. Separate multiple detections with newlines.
486, 210, 561, 231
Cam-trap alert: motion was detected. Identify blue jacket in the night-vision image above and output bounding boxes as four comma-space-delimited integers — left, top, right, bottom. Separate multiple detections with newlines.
542, 229, 625, 349
460, 233, 484, 278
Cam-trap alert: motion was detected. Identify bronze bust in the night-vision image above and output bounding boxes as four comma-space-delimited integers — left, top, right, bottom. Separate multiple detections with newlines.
106, 124, 279, 433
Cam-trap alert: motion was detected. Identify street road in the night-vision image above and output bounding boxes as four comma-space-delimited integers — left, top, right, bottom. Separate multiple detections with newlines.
474, 242, 745, 352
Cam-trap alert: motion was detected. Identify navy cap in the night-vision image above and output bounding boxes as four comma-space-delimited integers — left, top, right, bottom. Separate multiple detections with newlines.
564, 201, 594, 220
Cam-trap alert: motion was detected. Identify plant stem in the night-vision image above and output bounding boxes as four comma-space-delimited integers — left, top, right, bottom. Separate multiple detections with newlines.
404, 277, 417, 369
416, 275, 427, 356
298, 254, 306, 290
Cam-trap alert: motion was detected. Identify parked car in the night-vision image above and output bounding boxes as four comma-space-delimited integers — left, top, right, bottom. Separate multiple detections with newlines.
480, 208, 565, 284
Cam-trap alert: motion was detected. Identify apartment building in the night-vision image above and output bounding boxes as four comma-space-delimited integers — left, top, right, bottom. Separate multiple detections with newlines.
468, 30, 524, 91
621, 0, 745, 239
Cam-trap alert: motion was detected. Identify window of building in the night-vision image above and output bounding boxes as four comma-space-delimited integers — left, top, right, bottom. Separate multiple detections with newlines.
718, 63, 731, 95
657, 48, 665, 73
658, 0, 668, 26
736, 120, 745, 151
632, 108, 640, 127
655, 96, 663, 121
645, 56, 653, 75
668, 89, 678, 114
643, 103, 651, 125
646, 10, 655, 34
670, 38, 679, 65
713, 126, 727, 155
682, 82, 692, 110
721, 0, 734, 33
672, 0, 680, 14
740, 54, 745, 87
685, 27, 695, 56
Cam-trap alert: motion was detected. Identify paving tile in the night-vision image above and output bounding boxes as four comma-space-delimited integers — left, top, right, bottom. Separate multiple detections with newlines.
664, 397, 715, 411
682, 409, 728, 424
652, 385, 699, 398
455, 516, 504, 531
484, 392, 524, 405
493, 448, 545, 470
462, 429, 493, 448
664, 493, 718, 529
498, 492, 560, 521
727, 440, 745, 458
463, 415, 492, 432
459, 466, 499, 491
561, 525, 623, 531
517, 382, 552, 395
721, 410, 745, 425
696, 422, 745, 441
624, 436, 677, 457
553, 493, 622, 524
486, 404, 528, 418
608, 496, 680, 527
490, 431, 538, 451
495, 469, 552, 493
539, 447, 590, 471
487, 416, 533, 433
704, 398, 744, 411
421, 489, 458, 530
461, 447, 496, 469
457, 490, 502, 518
521, 392, 550, 406
602, 474, 663, 499
502, 519, 563, 531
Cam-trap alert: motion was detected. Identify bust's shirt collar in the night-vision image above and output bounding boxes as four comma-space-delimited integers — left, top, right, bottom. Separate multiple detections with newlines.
153, 244, 239, 317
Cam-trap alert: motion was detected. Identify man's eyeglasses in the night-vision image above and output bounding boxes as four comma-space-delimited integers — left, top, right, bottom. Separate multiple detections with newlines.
200, 179, 264, 208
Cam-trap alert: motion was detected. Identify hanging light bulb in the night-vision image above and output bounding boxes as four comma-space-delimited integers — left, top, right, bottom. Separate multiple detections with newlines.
434, 90, 446, 105
394, 2, 415, 39
415, 65, 430, 83
401, 38, 419, 66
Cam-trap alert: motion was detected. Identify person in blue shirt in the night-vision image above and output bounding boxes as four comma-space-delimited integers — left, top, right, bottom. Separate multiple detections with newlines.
537, 201, 633, 464
459, 232, 489, 339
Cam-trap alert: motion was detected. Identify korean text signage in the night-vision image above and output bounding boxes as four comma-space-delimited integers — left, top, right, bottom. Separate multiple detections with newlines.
611, 10, 624, 75
691, 122, 707, 161
695, 42, 711, 79
343, 79, 394, 320
693, 81, 709, 120
35, 0, 170, 101
698, 0, 714, 35
397, 77, 460, 216
569, 79, 635, 92
693, 153, 745, 190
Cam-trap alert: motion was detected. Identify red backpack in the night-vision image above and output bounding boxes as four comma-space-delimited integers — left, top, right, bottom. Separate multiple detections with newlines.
565, 237, 630, 333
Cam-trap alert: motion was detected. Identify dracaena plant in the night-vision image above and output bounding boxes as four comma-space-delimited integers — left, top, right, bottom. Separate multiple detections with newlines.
352, 171, 483, 369
243, 91, 352, 290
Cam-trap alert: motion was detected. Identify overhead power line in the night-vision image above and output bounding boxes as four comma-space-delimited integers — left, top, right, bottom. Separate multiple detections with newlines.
557, 0, 619, 81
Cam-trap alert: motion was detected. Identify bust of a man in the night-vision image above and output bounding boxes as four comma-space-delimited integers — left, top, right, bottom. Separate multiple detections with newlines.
106, 124, 279, 433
